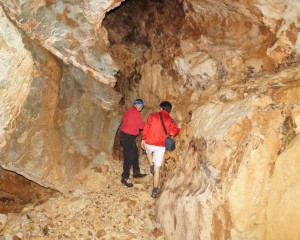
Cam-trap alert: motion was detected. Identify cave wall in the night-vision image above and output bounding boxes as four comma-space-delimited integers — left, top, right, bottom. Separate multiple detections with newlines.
0, 3, 122, 192
180, 0, 300, 75
266, 132, 300, 240
157, 66, 300, 239
0, 0, 121, 86
104, 0, 300, 239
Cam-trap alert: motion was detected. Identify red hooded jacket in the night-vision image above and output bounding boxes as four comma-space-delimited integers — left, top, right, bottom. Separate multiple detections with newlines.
142, 110, 180, 147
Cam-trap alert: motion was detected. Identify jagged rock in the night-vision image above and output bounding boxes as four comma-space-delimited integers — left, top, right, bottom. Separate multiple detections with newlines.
0, 6, 122, 192
0, 0, 122, 86
157, 66, 300, 240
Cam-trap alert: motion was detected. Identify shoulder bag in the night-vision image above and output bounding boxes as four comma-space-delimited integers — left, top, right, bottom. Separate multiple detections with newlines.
159, 112, 175, 152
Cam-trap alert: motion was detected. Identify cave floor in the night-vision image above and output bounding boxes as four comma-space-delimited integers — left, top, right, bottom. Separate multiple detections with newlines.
1, 154, 165, 240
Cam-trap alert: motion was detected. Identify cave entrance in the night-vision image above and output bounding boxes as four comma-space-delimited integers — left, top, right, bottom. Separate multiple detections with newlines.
103, 0, 184, 159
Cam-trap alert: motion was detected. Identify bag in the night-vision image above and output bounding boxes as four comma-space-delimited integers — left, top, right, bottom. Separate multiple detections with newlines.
159, 112, 176, 152
165, 136, 175, 152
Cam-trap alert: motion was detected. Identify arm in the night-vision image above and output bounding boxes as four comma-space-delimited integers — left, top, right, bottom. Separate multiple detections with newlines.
137, 112, 145, 130
141, 115, 152, 149
168, 119, 180, 137
142, 114, 153, 140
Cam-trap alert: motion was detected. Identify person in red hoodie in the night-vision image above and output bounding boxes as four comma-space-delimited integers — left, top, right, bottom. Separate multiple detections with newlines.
141, 101, 180, 198
120, 99, 147, 188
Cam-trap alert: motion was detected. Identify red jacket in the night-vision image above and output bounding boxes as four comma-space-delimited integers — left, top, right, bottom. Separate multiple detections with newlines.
142, 110, 180, 146
120, 107, 144, 136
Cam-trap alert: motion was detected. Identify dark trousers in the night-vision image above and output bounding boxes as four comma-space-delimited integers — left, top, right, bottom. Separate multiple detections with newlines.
120, 131, 140, 179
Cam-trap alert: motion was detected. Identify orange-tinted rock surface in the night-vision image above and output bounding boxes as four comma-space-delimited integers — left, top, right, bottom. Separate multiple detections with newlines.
0, 0, 299, 239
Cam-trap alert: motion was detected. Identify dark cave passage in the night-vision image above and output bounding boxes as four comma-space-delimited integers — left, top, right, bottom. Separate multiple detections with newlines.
103, 0, 185, 98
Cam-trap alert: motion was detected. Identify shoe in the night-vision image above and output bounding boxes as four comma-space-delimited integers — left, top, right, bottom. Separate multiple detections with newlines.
133, 172, 147, 178
150, 165, 154, 175
151, 187, 160, 198
121, 178, 133, 187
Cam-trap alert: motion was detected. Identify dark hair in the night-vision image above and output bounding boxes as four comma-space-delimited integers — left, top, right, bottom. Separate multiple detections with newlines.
159, 101, 172, 113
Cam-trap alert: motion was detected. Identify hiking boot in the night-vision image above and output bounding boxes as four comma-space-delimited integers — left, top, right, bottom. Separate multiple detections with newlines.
151, 187, 160, 198
121, 178, 133, 187
133, 172, 147, 178
150, 165, 154, 175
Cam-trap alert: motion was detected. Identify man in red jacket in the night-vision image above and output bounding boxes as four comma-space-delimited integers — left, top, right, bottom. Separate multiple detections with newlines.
141, 101, 180, 198
120, 99, 147, 187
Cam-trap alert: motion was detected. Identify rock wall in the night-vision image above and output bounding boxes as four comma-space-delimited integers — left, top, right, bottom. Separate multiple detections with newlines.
181, 0, 300, 76
0, 4, 122, 192
157, 66, 300, 239
266, 133, 300, 240
0, 0, 300, 239
104, 0, 300, 239
0, 0, 122, 86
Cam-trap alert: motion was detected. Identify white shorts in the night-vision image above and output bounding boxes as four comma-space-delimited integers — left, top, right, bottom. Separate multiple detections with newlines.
144, 144, 166, 167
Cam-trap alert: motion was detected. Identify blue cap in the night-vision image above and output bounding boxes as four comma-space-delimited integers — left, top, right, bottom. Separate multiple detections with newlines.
134, 99, 144, 106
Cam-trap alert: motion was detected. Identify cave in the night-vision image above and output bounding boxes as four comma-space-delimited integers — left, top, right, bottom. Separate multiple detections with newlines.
0, 0, 300, 239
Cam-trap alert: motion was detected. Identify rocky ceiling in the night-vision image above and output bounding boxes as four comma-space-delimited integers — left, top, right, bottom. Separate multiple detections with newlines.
0, 0, 300, 239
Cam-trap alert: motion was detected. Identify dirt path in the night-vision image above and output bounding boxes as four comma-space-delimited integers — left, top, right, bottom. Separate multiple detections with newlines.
0, 155, 166, 240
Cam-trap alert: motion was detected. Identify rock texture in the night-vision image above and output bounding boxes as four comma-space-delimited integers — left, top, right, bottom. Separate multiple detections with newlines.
266, 133, 300, 240
157, 66, 300, 240
0, 167, 56, 214
104, 0, 300, 239
1, 0, 121, 86
0, 0, 300, 239
0, 5, 121, 192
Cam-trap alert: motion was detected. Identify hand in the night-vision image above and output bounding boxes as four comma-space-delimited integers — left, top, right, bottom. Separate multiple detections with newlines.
141, 140, 145, 150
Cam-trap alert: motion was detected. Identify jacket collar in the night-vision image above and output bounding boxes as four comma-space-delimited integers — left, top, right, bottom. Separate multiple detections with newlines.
160, 109, 169, 115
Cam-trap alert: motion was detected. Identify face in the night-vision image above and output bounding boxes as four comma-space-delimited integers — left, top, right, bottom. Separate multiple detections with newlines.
135, 105, 144, 112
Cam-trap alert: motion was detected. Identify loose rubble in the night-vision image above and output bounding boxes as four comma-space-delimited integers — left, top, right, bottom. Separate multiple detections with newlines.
0, 156, 165, 240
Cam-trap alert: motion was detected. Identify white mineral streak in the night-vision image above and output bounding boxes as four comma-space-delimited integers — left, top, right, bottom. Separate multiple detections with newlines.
175, 52, 219, 88
191, 100, 252, 139
81, 0, 124, 24
256, 0, 300, 55
43, 38, 116, 87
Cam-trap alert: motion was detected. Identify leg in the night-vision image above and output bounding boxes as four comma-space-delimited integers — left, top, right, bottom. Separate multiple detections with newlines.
144, 144, 154, 174
150, 146, 165, 198
146, 152, 154, 166
120, 132, 135, 179
133, 142, 147, 178
146, 153, 154, 174
151, 166, 161, 198
131, 138, 149, 178
152, 146, 165, 187
132, 141, 140, 174
153, 166, 160, 188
